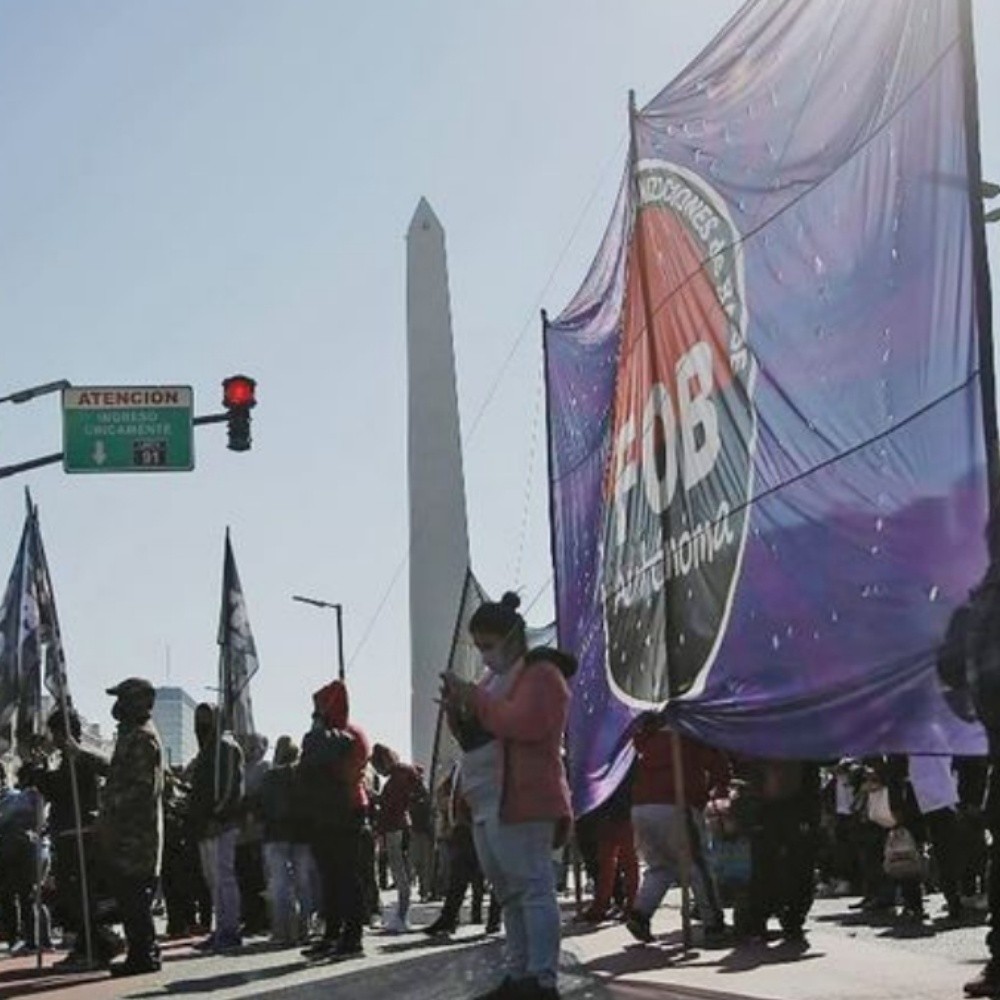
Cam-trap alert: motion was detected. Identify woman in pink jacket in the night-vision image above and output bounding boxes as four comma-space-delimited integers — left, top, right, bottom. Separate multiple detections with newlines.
442, 593, 573, 1000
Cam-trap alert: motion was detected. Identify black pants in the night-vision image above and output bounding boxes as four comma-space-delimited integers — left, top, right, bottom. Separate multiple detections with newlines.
748, 801, 817, 934
358, 826, 380, 919
437, 827, 485, 926
924, 808, 962, 910
958, 809, 989, 897
985, 763, 1000, 959
0, 838, 50, 948
53, 832, 120, 962
111, 874, 159, 965
312, 826, 364, 948
856, 821, 894, 905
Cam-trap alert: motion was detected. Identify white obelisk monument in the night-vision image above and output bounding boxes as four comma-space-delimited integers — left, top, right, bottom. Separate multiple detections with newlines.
406, 199, 472, 772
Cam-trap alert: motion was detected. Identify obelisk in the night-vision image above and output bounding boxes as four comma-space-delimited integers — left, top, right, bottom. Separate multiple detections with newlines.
406, 199, 472, 772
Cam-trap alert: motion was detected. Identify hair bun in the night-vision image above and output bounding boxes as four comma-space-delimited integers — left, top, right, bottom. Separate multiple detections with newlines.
500, 591, 522, 611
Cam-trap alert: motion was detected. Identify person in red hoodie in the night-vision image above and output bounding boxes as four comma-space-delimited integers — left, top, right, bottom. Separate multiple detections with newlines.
372, 743, 422, 933
300, 680, 371, 961
626, 714, 730, 946
442, 593, 574, 1000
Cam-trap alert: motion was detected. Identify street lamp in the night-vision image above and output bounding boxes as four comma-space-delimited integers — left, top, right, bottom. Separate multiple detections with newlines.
0, 379, 71, 406
293, 595, 346, 681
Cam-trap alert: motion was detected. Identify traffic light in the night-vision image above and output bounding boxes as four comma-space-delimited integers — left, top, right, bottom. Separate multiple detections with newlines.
222, 375, 257, 452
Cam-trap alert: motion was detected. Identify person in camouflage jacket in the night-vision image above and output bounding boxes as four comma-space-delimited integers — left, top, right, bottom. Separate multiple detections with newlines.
98, 677, 164, 978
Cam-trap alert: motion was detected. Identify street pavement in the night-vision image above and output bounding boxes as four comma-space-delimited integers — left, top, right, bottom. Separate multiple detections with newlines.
0, 893, 990, 1000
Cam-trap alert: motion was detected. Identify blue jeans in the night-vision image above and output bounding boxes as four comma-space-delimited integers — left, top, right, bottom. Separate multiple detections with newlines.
386, 831, 412, 921
264, 841, 319, 942
199, 827, 241, 941
473, 816, 559, 989
632, 804, 723, 927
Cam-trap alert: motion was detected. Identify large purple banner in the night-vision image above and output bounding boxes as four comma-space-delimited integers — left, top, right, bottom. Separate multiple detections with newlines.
546, 0, 993, 815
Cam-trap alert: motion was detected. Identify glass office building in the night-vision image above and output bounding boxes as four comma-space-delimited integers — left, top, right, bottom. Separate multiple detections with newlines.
153, 686, 199, 768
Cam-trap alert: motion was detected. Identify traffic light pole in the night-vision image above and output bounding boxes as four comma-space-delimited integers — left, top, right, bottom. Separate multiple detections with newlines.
0, 411, 231, 481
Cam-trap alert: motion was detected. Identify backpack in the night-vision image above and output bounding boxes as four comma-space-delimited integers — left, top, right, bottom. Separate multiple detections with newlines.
883, 826, 925, 881
939, 574, 1000, 735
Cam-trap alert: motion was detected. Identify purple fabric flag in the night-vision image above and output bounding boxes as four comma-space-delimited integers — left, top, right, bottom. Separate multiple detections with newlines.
546, 0, 994, 815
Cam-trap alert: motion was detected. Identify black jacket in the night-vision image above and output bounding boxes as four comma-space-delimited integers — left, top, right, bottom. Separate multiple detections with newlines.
189, 735, 245, 838
297, 726, 356, 835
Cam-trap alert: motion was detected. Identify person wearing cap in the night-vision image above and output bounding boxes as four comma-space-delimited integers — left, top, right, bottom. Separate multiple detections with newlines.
97, 677, 164, 978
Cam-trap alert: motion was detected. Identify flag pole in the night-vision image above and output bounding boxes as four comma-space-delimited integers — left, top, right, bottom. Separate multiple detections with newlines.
29, 500, 94, 967
627, 90, 695, 953
215, 530, 229, 811
22, 493, 44, 972
34, 788, 44, 969
958, 0, 999, 545
54, 667, 94, 967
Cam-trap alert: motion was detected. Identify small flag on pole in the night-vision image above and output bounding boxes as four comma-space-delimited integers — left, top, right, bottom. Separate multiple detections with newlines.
218, 529, 259, 740
28, 499, 71, 704
0, 512, 34, 733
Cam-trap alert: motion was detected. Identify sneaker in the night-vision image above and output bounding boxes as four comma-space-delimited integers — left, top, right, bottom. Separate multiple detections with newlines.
301, 938, 334, 959
512, 978, 560, 999
52, 952, 110, 973
471, 977, 518, 1000
897, 907, 926, 927
215, 933, 243, 952
109, 957, 161, 978
966, 962, 1000, 998
424, 918, 458, 937
625, 910, 654, 944
331, 939, 364, 960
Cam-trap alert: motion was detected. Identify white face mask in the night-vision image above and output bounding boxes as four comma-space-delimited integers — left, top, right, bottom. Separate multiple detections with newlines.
481, 649, 506, 673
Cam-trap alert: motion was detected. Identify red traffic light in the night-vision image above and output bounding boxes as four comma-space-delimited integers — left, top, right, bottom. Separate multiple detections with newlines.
223, 375, 257, 409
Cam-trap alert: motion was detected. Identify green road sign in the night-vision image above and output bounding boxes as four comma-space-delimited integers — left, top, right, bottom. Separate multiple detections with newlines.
62, 385, 195, 474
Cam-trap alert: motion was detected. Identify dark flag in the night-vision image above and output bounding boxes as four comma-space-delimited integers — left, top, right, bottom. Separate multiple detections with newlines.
0, 513, 34, 732
0, 492, 66, 746
218, 529, 259, 740
27, 498, 71, 704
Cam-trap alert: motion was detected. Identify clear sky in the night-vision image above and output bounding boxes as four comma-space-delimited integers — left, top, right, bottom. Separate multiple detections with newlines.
2, 1, 999, 758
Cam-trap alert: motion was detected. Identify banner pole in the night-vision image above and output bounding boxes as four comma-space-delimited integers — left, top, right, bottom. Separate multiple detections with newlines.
59, 684, 94, 967
628, 89, 694, 953
34, 790, 43, 970
958, 0, 999, 546
216, 530, 228, 808
31, 502, 95, 967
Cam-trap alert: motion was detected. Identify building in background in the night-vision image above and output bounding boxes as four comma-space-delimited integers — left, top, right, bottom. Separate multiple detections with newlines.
153, 686, 198, 767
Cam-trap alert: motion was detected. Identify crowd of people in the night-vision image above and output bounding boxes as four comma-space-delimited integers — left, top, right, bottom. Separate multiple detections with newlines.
0, 675, 441, 979
1, 589, 1000, 1000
